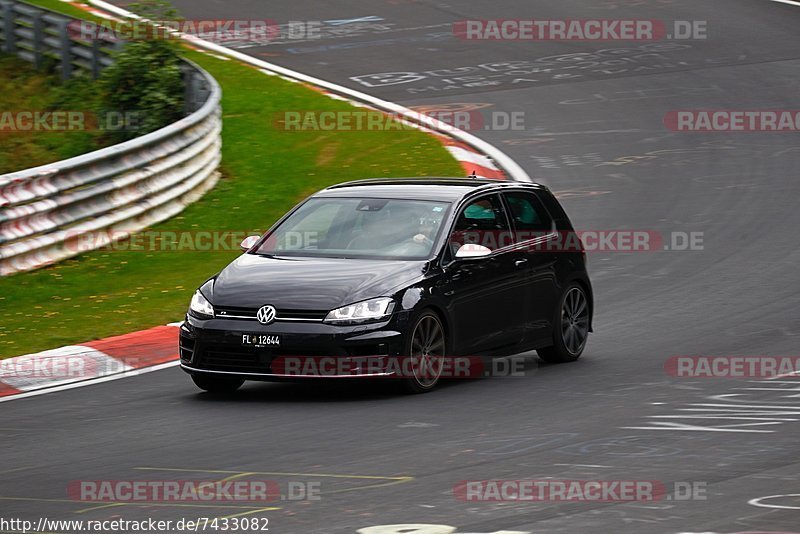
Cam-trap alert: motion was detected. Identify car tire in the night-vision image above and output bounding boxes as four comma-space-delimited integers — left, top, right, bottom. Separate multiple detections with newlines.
537, 283, 590, 363
402, 310, 446, 394
191, 374, 245, 394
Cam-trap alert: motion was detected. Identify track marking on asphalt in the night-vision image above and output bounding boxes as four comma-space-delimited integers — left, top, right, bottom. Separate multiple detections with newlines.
217, 506, 280, 520
358, 526, 530, 534
134, 467, 415, 495
748, 493, 800, 510
0, 361, 180, 404
0, 467, 290, 519
74, 502, 126, 514
0, 467, 283, 520
768, 0, 800, 6
129, 467, 414, 519
553, 464, 614, 468
324, 16, 384, 26
0, 466, 33, 476
135, 467, 412, 480
767, 369, 800, 379
197, 472, 271, 518
625, 380, 800, 432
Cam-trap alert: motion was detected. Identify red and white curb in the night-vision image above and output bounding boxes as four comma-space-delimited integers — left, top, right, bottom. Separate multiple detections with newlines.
0, 324, 180, 401
439, 138, 506, 180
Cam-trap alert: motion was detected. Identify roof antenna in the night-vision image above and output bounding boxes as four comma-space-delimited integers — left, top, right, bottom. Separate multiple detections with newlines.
469, 170, 477, 178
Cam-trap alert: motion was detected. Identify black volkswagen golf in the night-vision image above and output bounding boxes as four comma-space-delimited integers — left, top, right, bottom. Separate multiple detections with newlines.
180, 178, 593, 393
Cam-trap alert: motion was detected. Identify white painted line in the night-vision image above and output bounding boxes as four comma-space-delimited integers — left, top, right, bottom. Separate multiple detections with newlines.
325, 16, 384, 26
651, 415, 798, 421
767, 369, 800, 379
203, 53, 231, 61
0, 361, 180, 403
622, 425, 775, 432
749, 493, 800, 510
689, 403, 800, 410
553, 464, 613, 468
767, 0, 800, 7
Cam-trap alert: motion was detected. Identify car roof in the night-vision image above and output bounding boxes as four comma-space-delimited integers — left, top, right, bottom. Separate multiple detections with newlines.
316, 177, 548, 202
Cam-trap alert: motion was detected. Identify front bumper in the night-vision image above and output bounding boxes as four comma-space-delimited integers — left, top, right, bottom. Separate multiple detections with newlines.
179, 313, 408, 380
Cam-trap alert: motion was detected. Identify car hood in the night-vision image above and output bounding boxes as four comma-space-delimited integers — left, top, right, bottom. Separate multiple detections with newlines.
210, 254, 427, 311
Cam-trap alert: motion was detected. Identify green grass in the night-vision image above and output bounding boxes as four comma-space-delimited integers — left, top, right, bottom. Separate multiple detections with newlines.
23, 0, 105, 23
0, 54, 111, 175
0, 45, 462, 357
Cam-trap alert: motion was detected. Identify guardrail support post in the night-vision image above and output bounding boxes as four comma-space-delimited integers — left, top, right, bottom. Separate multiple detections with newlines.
31, 9, 43, 69
90, 38, 101, 78
57, 18, 71, 79
1, 0, 16, 54
184, 67, 198, 114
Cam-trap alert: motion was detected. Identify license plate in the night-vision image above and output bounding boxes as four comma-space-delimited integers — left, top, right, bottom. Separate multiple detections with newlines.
242, 334, 280, 347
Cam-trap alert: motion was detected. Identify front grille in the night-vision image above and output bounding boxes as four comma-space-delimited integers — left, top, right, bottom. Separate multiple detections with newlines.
196, 345, 272, 372
193, 344, 354, 374
215, 306, 257, 319
215, 306, 327, 322
277, 309, 328, 321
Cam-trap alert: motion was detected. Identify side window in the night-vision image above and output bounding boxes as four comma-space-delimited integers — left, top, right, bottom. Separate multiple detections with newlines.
449, 194, 513, 253
504, 191, 553, 243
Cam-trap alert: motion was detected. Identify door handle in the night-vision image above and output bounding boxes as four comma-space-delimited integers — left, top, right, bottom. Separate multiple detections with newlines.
515, 259, 528, 267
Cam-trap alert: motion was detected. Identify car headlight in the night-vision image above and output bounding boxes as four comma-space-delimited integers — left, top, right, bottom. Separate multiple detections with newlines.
189, 290, 214, 319
324, 297, 395, 324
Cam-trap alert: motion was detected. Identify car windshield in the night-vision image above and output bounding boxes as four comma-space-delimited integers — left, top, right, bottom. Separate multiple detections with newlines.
254, 197, 451, 259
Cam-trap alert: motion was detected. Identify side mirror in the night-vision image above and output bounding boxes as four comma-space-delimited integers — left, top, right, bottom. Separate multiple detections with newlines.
239, 235, 260, 252
455, 244, 492, 259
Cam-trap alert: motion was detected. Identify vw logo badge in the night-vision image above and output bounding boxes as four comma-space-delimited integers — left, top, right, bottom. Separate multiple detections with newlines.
256, 305, 277, 325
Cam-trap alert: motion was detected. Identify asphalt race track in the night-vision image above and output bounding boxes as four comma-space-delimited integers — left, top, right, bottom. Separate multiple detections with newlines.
3, 1, 800, 532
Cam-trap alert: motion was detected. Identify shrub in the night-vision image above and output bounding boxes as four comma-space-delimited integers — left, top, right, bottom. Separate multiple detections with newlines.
97, 38, 185, 142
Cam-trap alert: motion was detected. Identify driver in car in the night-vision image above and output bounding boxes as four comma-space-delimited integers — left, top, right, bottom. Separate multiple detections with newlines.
411, 216, 438, 247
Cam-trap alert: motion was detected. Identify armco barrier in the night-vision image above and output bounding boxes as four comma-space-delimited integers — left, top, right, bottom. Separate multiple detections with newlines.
0, 1, 222, 276
0, 0, 119, 78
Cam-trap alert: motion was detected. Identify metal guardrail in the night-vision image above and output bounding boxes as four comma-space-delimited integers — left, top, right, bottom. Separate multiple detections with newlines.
0, 0, 119, 78
0, 0, 222, 276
